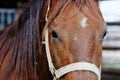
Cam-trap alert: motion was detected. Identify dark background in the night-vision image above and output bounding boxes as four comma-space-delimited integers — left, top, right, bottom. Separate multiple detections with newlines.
0, 0, 105, 8
0, 0, 28, 8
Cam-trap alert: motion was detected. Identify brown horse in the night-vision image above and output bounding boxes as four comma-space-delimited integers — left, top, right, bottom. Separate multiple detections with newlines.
0, 0, 106, 80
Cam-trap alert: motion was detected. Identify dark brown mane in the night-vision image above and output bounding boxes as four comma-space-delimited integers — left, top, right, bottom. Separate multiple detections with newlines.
0, 0, 48, 79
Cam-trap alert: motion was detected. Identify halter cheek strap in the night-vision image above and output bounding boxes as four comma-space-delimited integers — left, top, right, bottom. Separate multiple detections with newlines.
42, 29, 101, 80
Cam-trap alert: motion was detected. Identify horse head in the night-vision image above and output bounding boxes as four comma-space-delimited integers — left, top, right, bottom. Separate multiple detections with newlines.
42, 0, 106, 80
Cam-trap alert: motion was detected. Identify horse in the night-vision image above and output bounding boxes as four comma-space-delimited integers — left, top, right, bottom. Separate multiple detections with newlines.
0, 0, 106, 80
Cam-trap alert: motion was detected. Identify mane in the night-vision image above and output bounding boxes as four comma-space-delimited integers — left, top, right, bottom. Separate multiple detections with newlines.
0, 0, 48, 79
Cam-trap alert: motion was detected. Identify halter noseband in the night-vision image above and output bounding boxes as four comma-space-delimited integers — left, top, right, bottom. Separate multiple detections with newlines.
42, 1, 101, 80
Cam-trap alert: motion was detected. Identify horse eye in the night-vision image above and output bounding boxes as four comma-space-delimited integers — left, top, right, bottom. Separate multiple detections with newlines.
51, 30, 59, 39
100, 31, 107, 41
103, 32, 107, 38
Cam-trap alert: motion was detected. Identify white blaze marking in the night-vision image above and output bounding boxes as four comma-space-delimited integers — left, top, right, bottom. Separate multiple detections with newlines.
81, 18, 88, 28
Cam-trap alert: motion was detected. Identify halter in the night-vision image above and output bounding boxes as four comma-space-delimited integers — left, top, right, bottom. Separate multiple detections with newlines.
42, 1, 101, 80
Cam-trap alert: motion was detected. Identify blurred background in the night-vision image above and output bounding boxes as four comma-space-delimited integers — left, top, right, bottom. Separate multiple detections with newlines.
0, 0, 120, 80
0, 0, 28, 29
100, 0, 120, 80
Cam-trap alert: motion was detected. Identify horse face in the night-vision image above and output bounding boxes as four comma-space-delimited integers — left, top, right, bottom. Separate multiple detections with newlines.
47, 1, 106, 80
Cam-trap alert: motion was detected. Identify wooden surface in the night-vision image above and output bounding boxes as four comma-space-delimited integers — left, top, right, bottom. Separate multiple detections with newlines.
102, 25, 120, 73
102, 50, 120, 69
102, 24, 120, 80
102, 50, 120, 80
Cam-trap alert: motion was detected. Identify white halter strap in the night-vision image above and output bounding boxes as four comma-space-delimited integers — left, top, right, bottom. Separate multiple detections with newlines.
45, 0, 50, 21
42, 29, 101, 80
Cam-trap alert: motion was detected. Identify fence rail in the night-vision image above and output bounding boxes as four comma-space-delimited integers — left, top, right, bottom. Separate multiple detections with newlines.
0, 9, 16, 29
102, 24, 120, 80
103, 25, 120, 49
